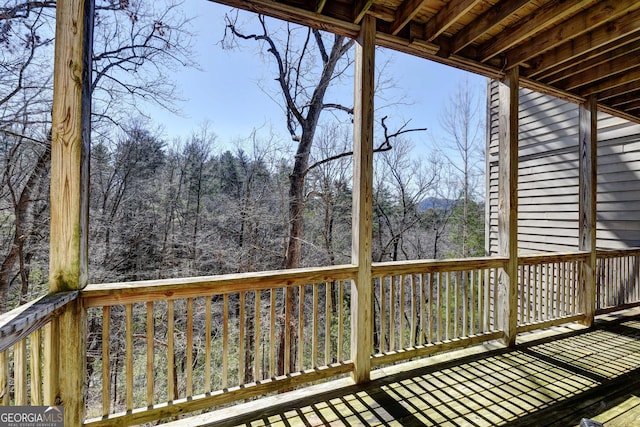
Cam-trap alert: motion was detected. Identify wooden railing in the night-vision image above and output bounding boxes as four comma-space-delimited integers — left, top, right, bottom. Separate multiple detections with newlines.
81, 266, 357, 427
3, 250, 640, 425
596, 248, 640, 313
370, 257, 506, 366
0, 291, 77, 406
516, 252, 589, 332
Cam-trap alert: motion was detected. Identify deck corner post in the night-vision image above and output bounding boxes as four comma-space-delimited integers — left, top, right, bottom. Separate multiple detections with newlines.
47, 0, 94, 423
351, 13, 375, 384
579, 95, 597, 327
497, 66, 519, 347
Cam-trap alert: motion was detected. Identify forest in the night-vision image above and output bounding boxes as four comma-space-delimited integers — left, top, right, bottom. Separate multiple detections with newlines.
0, 0, 485, 314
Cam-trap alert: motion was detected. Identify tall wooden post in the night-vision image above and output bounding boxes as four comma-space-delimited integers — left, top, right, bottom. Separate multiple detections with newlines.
497, 67, 519, 347
579, 95, 597, 327
45, 0, 94, 424
351, 13, 375, 384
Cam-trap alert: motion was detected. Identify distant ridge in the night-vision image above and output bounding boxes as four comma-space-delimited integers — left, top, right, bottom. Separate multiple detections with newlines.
418, 197, 456, 211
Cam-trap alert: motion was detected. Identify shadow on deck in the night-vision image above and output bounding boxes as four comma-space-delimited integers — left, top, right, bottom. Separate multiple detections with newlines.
165, 310, 640, 427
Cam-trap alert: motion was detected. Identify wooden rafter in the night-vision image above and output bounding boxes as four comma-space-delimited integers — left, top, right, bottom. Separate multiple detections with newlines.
354, 0, 375, 24
580, 67, 640, 97
450, 0, 530, 54
621, 99, 640, 112
536, 34, 640, 84
505, 0, 640, 68
390, 0, 427, 36
210, 0, 640, 123
558, 53, 640, 91
527, 8, 640, 79
598, 80, 640, 102
315, 0, 327, 14
477, 0, 595, 63
610, 91, 640, 108
420, 0, 483, 42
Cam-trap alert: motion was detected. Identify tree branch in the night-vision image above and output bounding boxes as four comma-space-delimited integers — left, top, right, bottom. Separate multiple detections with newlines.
304, 116, 427, 177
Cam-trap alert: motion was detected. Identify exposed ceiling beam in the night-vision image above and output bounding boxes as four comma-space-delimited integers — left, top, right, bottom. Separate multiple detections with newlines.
527, 7, 640, 79
580, 67, 640, 96
546, 40, 640, 86
477, 0, 595, 63
420, 0, 483, 42
534, 33, 640, 83
315, 0, 327, 14
558, 54, 640, 91
450, 0, 530, 54
598, 80, 640, 101
390, 0, 428, 36
505, 0, 640, 68
354, 0, 375, 24
610, 91, 640, 108
209, 0, 361, 38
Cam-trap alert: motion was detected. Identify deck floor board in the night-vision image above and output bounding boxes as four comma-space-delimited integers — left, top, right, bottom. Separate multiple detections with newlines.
164, 311, 640, 426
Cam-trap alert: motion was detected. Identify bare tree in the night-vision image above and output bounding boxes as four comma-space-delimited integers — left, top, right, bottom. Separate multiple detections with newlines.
0, 0, 197, 309
438, 77, 485, 257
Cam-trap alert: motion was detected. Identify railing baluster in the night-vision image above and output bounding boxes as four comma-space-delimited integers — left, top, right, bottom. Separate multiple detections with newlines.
462, 271, 468, 338
255, 290, 261, 380
380, 276, 386, 352
411, 275, 417, 346
437, 272, 443, 342
427, 273, 433, 344
452, 271, 458, 339
527, 264, 532, 323
101, 306, 110, 415
0, 350, 7, 405
125, 304, 133, 411
312, 283, 319, 367
239, 292, 245, 384
269, 289, 276, 378
222, 295, 228, 389
186, 298, 194, 396
205, 297, 212, 393
146, 301, 154, 407
474, 270, 480, 334
389, 276, 395, 351
537, 263, 542, 321
14, 339, 26, 405
298, 285, 304, 371
29, 330, 42, 406
420, 274, 426, 346
338, 281, 344, 360
325, 282, 331, 366
400, 275, 405, 349
284, 287, 291, 375
445, 272, 451, 341
167, 300, 175, 401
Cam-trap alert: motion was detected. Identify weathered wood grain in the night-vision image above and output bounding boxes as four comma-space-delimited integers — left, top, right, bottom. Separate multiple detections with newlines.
498, 66, 520, 346
0, 291, 77, 352
351, 13, 375, 384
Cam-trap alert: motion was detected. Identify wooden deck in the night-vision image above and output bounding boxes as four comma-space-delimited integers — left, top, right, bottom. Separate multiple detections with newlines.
166, 309, 640, 427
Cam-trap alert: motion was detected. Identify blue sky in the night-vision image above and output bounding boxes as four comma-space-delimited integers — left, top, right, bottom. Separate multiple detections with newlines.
150, 1, 487, 153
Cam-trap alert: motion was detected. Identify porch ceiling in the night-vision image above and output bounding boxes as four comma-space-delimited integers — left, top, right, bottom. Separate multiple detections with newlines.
211, 0, 640, 124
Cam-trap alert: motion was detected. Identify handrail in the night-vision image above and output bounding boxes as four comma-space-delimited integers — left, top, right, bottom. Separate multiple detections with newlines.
0, 291, 78, 353
518, 251, 590, 264
597, 247, 640, 258
372, 256, 507, 275
82, 264, 358, 307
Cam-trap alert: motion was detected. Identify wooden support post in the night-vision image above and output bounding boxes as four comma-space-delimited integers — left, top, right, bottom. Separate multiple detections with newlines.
497, 67, 519, 347
351, 13, 375, 384
579, 95, 597, 327
46, 0, 94, 424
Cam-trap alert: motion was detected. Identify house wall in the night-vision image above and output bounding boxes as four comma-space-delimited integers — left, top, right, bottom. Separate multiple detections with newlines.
487, 81, 640, 255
